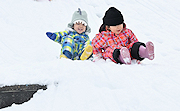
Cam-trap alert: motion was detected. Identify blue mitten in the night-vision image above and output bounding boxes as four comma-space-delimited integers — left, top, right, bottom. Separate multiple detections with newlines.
46, 32, 56, 40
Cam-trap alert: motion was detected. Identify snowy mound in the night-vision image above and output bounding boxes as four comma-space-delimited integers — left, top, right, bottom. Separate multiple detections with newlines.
0, 0, 180, 111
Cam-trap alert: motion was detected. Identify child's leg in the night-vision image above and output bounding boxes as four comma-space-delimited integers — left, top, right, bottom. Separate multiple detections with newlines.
60, 54, 68, 59
131, 41, 154, 61
113, 47, 131, 64
119, 47, 131, 64
80, 45, 93, 60
61, 36, 75, 59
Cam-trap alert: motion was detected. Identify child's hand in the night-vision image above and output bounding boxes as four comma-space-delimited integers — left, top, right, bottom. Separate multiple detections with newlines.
46, 32, 56, 40
92, 54, 102, 62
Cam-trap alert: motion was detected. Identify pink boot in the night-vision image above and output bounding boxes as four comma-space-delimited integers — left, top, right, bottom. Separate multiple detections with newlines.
119, 47, 131, 64
139, 41, 154, 60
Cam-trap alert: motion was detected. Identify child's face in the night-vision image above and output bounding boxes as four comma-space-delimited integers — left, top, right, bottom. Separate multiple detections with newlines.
108, 24, 123, 35
73, 23, 86, 34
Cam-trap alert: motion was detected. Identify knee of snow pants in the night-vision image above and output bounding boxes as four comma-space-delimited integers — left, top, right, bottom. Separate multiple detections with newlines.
113, 49, 123, 64
131, 42, 146, 61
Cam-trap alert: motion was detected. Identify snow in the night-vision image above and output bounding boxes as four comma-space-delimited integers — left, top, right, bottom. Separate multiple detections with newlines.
0, 0, 180, 110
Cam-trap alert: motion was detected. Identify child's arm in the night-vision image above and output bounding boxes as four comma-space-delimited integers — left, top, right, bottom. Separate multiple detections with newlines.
126, 29, 139, 49
92, 33, 105, 55
46, 31, 69, 44
91, 37, 104, 62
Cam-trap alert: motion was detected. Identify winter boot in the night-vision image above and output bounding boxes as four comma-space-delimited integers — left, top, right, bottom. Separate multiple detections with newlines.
139, 41, 154, 60
119, 47, 131, 64
60, 54, 68, 59
80, 45, 93, 60
62, 50, 72, 59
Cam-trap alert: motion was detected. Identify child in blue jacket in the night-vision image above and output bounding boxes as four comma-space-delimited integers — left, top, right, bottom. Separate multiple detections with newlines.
46, 8, 92, 60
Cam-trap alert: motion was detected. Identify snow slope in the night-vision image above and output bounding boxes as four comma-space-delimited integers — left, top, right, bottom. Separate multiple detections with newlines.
0, 0, 180, 110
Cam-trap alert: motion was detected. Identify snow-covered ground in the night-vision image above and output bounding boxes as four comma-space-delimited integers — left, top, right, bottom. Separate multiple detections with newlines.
0, 0, 180, 110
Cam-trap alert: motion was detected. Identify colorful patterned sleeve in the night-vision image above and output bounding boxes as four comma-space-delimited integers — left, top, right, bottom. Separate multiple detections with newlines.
126, 29, 139, 49
53, 31, 69, 44
92, 33, 106, 55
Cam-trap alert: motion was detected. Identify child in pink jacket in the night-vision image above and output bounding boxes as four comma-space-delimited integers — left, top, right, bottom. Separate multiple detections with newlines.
92, 7, 154, 64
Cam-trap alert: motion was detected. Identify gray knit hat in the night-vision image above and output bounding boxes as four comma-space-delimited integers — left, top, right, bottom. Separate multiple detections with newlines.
67, 8, 91, 35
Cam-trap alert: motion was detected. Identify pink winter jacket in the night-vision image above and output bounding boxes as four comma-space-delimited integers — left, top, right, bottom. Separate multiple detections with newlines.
92, 25, 139, 63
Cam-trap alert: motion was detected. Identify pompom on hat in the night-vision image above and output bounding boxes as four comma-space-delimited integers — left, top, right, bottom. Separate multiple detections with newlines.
67, 8, 91, 34
103, 7, 124, 26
